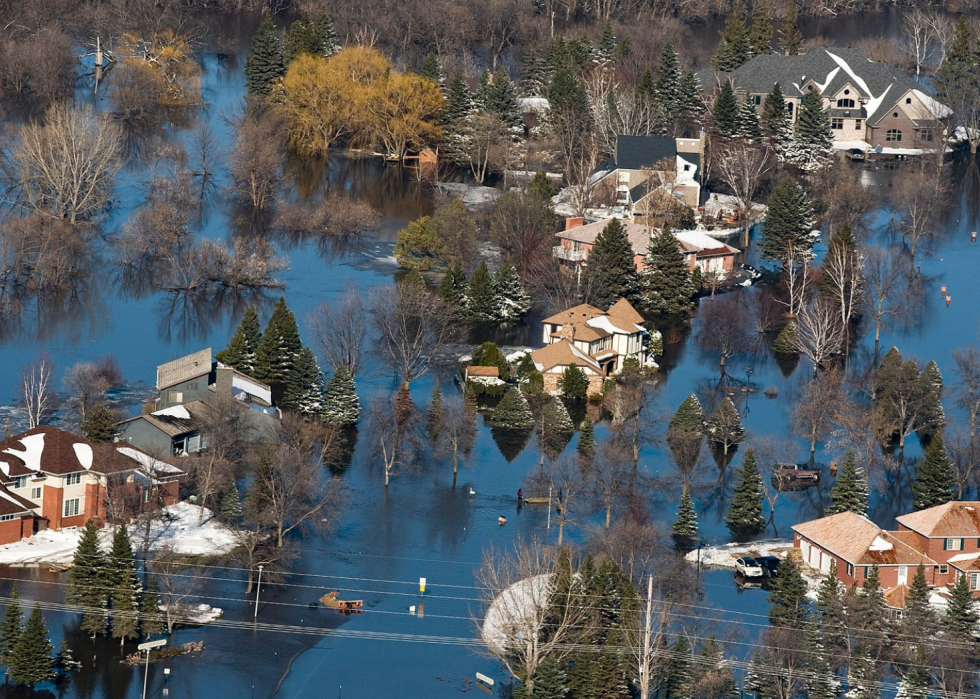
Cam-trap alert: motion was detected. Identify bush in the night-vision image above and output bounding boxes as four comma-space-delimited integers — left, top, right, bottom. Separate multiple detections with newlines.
471, 341, 510, 378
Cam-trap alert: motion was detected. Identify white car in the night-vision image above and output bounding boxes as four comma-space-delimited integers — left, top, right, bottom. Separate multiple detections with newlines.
734, 556, 764, 578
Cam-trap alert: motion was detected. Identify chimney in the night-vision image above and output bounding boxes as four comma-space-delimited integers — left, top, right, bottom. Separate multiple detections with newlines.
565, 217, 584, 231
215, 366, 234, 396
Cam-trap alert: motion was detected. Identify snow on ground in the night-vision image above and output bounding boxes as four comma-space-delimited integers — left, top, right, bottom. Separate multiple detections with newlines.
435, 182, 501, 208
684, 539, 793, 569
0, 502, 237, 567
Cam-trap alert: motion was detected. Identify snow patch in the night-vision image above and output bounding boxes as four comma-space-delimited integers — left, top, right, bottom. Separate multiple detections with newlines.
518, 97, 550, 113
153, 405, 191, 419
683, 540, 793, 569
3, 433, 44, 472
72, 443, 93, 471
813, 66, 840, 93
868, 536, 893, 552
912, 89, 952, 118
825, 50, 871, 97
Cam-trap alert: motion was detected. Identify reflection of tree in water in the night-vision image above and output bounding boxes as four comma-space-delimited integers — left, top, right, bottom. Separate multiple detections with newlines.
422, 480, 473, 555
156, 287, 276, 345
0, 274, 107, 347
491, 427, 532, 462
949, 155, 980, 233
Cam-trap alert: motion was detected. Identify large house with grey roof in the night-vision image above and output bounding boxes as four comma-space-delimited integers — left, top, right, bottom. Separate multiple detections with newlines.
728, 47, 951, 152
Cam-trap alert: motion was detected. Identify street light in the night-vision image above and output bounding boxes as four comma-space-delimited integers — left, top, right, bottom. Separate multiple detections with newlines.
254, 564, 264, 622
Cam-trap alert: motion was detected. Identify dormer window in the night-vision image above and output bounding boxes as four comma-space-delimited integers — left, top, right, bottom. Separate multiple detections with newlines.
13, 476, 27, 489
837, 98, 855, 108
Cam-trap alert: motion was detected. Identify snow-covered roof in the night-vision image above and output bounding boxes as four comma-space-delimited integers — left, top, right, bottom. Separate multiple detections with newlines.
868, 536, 893, 552
3, 433, 44, 472
153, 405, 192, 419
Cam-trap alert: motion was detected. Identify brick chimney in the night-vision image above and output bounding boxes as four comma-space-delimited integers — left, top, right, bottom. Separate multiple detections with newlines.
564, 217, 585, 231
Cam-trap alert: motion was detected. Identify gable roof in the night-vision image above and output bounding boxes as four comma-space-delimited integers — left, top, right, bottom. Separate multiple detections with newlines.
615, 136, 677, 170
531, 339, 602, 374
793, 511, 936, 567
157, 348, 213, 391
0, 484, 37, 516
555, 220, 653, 257
607, 298, 644, 325
895, 502, 980, 538
542, 303, 607, 326
118, 400, 213, 438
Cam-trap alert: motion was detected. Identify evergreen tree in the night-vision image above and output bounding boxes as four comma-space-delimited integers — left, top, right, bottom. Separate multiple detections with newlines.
944, 569, 979, 639
245, 17, 285, 97
712, 81, 739, 137
490, 387, 534, 430
671, 486, 699, 543
768, 556, 809, 626
846, 644, 878, 699
548, 67, 592, 133
53, 638, 77, 679
778, 1, 803, 56
761, 81, 793, 161
748, 0, 773, 57
81, 401, 118, 442
665, 634, 692, 697
937, 16, 973, 102
520, 42, 549, 97
0, 583, 22, 675
919, 360, 945, 441
712, 0, 751, 72
217, 306, 262, 375
815, 561, 849, 656
826, 451, 869, 516
466, 260, 500, 322
577, 415, 596, 462
528, 170, 557, 203
419, 54, 442, 86
443, 72, 474, 161
760, 177, 814, 264
471, 342, 510, 377
487, 68, 524, 132
805, 631, 840, 699
427, 379, 445, 440
283, 16, 322, 64
655, 43, 682, 119
773, 321, 801, 355
787, 89, 833, 171
669, 394, 706, 438
107, 524, 140, 645
495, 262, 531, 320
912, 433, 955, 511
560, 365, 590, 399
9, 604, 54, 688
897, 655, 930, 699
597, 21, 617, 64
540, 397, 575, 459
312, 11, 341, 56
639, 227, 697, 317
852, 564, 890, 657
139, 576, 164, 638
438, 266, 468, 306
725, 449, 766, 537
585, 219, 640, 308
735, 98, 763, 141
321, 366, 360, 427
902, 564, 936, 636
67, 520, 107, 638
219, 479, 243, 524
707, 397, 744, 456
281, 346, 325, 416
676, 71, 704, 130
395, 215, 444, 270
474, 68, 492, 111
253, 297, 302, 390
531, 658, 567, 699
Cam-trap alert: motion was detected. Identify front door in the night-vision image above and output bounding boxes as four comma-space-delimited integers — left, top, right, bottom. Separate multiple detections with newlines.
898, 566, 908, 586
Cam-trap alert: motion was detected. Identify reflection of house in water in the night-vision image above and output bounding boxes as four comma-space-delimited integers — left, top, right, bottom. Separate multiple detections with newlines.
117, 348, 280, 456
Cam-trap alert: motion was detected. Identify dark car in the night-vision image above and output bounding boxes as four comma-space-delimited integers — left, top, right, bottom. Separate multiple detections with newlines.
756, 556, 782, 578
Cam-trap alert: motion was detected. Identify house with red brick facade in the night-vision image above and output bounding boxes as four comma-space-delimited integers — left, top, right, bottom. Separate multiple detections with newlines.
0, 426, 183, 545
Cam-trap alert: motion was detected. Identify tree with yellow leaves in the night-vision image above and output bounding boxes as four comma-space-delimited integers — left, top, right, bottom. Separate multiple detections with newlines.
112, 31, 201, 124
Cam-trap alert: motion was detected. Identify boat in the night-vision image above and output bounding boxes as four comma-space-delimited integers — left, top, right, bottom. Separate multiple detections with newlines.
521, 497, 551, 505
771, 463, 820, 489
319, 591, 363, 612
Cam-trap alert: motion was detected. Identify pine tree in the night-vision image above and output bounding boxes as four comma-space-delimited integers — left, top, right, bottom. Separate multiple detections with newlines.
787, 89, 832, 171
312, 11, 341, 56
665, 634, 692, 697
761, 82, 793, 161
852, 564, 890, 656
472, 342, 510, 377
465, 260, 500, 322
395, 216, 444, 270
639, 228, 697, 317
805, 629, 840, 699
655, 43, 682, 119
281, 346, 325, 416
669, 394, 706, 438
427, 379, 445, 440
245, 17, 285, 97
707, 397, 744, 456
768, 556, 809, 626
67, 520, 107, 638
760, 177, 814, 264
944, 570, 979, 639
283, 16, 322, 64
495, 262, 531, 320
912, 433, 955, 511
671, 486, 699, 543
937, 17, 973, 102
443, 71, 474, 164
487, 68, 525, 132
711, 0, 750, 72
560, 365, 590, 399
735, 98, 763, 141
490, 387, 534, 430
677, 71, 703, 129
815, 561, 848, 655
902, 564, 936, 636
217, 306, 262, 375
0, 583, 22, 675
9, 604, 54, 688
219, 479, 243, 524
540, 397, 574, 459
438, 265, 468, 306
520, 42, 549, 97
773, 321, 801, 355
712, 81, 739, 137
778, 1, 803, 56
54, 638, 77, 678
748, 0, 773, 57
321, 366, 360, 427
253, 296, 302, 390
531, 658, 567, 699
578, 415, 596, 461
107, 524, 140, 645
419, 54, 442, 85
919, 360, 945, 441
826, 451, 869, 516
726, 449, 766, 537
81, 401, 118, 442
585, 219, 640, 308
139, 575, 164, 638
846, 643, 878, 699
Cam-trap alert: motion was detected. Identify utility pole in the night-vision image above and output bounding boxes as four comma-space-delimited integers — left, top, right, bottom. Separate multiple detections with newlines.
639, 575, 653, 699
254, 564, 264, 622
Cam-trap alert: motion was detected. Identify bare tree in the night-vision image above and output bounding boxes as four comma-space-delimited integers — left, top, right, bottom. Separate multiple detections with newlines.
792, 368, 844, 456
901, 9, 933, 79
188, 395, 248, 525
952, 347, 980, 442
149, 546, 210, 635
714, 141, 771, 247
368, 396, 413, 488
861, 247, 909, 363
63, 356, 122, 427
21, 355, 55, 428
590, 438, 632, 530
307, 284, 366, 377
696, 294, 751, 376
821, 232, 863, 351
796, 296, 845, 377
230, 105, 284, 212
7, 103, 123, 226
892, 156, 948, 264
781, 242, 811, 319
436, 398, 473, 489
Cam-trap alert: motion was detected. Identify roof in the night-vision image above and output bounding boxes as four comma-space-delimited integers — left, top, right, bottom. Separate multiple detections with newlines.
0, 484, 37, 516
883, 585, 910, 610
118, 400, 212, 438
466, 366, 500, 378
531, 340, 602, 373
555, 220, 653, 257
608, 298, 644, 325
896, 502, 980, 538
615, 136, 677, 170
729, 47, 947, 126
946, 553, 980, 571
542, 303, 607, 326
157, 348, 213, 391
674, 230, 740, 257
793, 511, 936, 567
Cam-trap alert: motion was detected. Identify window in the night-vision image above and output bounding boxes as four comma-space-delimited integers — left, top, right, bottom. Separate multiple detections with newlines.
886, 129, 903, 142
846, 563, 854, 576
143, 488, 152, 503
13, 477, 26, 489
893, 112, 899, 118
945, 538, 964, 551
30, 487, 41, 500
906, 97, 912, 104
787, 102, 794, 115
168, 390, 183, 403
683, 164, 691, 171
861, 566, 869, 579
65, 473, 81, 486
971, 573, 980, 592
63, 498, 80, 518
831, 118, 844, 130
753, 94, 761, 105
836, 98, 855, 108
855, 119, 863, 130
0, 515, 14, 522
844, 88, 851, 95
918, 129, 934, 142
940, 564, 949, 575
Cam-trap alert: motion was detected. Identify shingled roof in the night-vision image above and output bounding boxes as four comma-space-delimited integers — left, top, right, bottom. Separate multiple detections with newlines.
157, 348, 213, 391
615, 136, 677, 170
896, 502, 980, 538
793, 511, 936, 567
531, 340, 602, 373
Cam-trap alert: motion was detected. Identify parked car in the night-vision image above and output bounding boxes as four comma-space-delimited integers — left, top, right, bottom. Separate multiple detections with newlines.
756, 556, 782, 578
734, 556, 764, 577
772, 463, 820, 489
846, 148, 866, 161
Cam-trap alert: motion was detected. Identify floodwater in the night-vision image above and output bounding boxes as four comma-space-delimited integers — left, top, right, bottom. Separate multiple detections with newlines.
0, 10, 979, 698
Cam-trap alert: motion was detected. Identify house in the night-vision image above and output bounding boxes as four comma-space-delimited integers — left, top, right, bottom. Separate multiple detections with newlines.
156, 348, 275, 411
118, 401, 214, 457
590, 135, 704, 215
728, 47, 951, 152
532, 298, 649, 395
554, 218, 739, 276
895, 502, 980, 590
0, 426, 183, 544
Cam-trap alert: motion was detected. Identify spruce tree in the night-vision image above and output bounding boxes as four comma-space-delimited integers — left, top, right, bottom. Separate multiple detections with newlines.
677, 72, 703, 130
81, 401, 118, 442
814, 561, 848, 655
912, 433, 955, 511
707, 397, 744, 456
531, 658, 567, 699
735, 98, 763, 141
67, 520, 107, 638
520, 42, 549, 96
671, 486, 699, 543
639, 227, 696, 317
787, 89, 832, 171
778, 1, 803, 56
487, 68, 524, 132
748, 0, 773, 57
107, 524, 140, 645
466, 260, 500, 322
253, 296, 302, 390
494, 262, 531, 321
669, 394, 707, 439
665, 634, 693, 697
427, 379, 445, 440
140, 576, 164, 638
219, 479, 243, 524
490, 387, 534, 430
217, 306, 262, 375
902, 564, 936, 636
919, 360, 945, 442
438, 266, 468, 306
760, 177, 814, 264
585, 219, 640, 308
419, 54, 442, 85
712, 81, 739, 137
321, 366, 360, 427
245, 17, 285, 97
471, 342, 510, 377
655, 43, 682, 119
761, 82, 793, 161
9, 605, 54, 688
281, 346, 325, 417
773, 321, 801, 355
712, 0, 751, 71
312, 11, 341, 56
768, 556, 809, 626
0, 583, 22, 675
54, 638, 77, 678
852, 564, 890, 657
805, 627, 840, 699
826, 451, 869, 516
560, 365, 590, 399
847, 644, 878, 699
283, 16, 322, 64
944, 571, 978, 639
725, 449, 766, 537
577, 415, 596, 462
937, 16, 973, 101
540, 397, 575, 459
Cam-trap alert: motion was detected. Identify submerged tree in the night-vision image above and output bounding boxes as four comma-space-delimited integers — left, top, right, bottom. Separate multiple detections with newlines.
826, 451, 868, 516
912, 433, 955, 511
671, 486, 699, 546
726, 449, 766, 538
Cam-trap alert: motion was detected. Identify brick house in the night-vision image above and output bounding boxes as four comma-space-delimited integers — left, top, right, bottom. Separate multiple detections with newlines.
0, 426, 183, 544
895, 502, 980, 591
